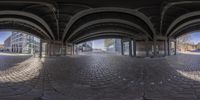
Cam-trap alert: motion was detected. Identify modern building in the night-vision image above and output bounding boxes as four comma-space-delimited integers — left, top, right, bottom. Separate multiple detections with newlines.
197, 43, 200, 50
183, 43, 196, 52
4, 36, 11, 52
77, 41, 93, 52
0, 44, 4, 52
105, 39, 121, 54
4, 31, 40, 54
177, 42, 200, 52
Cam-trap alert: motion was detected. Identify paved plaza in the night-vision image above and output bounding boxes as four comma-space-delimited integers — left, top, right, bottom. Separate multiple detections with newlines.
0, 53, 200, 100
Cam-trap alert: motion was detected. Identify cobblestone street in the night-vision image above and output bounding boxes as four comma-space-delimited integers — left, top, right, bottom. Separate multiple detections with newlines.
0, 54, 200, 100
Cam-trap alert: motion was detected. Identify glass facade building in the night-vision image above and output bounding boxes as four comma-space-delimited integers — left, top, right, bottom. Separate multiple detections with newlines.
4, 31, 40, 54
105, 39, 122, 54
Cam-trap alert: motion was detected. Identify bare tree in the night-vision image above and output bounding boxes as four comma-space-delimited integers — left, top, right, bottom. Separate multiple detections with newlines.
177, 34, 192, 52
177, 34, 191, 44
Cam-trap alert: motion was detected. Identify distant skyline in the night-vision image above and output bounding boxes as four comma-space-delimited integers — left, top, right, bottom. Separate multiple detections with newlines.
0, 31, 12, 44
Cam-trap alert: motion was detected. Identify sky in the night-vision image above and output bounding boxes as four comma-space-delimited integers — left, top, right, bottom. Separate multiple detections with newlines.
0, 31, 12, 44
190, 32, 200, 44
92, 39, 105, 50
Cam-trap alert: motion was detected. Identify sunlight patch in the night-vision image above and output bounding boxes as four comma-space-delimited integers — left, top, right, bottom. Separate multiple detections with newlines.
177, 70, 200, 82
0, 57, 42, 83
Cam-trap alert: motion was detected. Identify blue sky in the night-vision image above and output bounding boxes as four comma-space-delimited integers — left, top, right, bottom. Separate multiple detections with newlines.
190, 32, 200, 44
0, 31, 12, 44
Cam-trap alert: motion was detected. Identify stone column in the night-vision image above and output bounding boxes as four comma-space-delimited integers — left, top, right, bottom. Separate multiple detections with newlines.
133, 40, 137, 57
52, 42, 55, 56
45, 42, 47, 56
145, 39, 149, 57
49, 41, 52, 56
121, 39, 124, 55
39, 40, 43, 58
66, 43, 68, 55
72, 43, 74, 55
66, 43, 72, 55
167, 38, 170, 56
64, 44, 66, 56
129, 39, 132, 56
174, 39, 177, 55
153, 38, 157, 56
73, 44, 76, 55
164, 39, 168, 56
65, 43, 67, 55
60, 43, 64, 55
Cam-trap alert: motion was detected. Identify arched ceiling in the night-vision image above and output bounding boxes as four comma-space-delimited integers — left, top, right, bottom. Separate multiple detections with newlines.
0, 0, 200, 42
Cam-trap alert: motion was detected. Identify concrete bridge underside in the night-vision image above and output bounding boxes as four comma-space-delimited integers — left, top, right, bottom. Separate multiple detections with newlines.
0, 0, 199, 57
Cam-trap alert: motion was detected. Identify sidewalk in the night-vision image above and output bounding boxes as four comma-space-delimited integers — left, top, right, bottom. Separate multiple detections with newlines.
178, 51, 200, 55
0, 52, 32, 56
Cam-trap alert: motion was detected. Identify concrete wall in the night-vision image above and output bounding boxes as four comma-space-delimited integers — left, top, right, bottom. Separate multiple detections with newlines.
157, 41, 165, 56
135, 40, 166, 57
136, 41, 146, 57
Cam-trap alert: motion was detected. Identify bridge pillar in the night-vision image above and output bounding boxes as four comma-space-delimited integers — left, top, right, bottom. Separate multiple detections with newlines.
145, 39, 149, 57
43, 41, 64, 56
175, 39, 177, 55
164, 39, 168, 56
167, 38, 170, 56
66, 43, 73, 55
39, 40, 43, 58
167, 38, 177, 56
153, 38, 157, 57
121, 39, 124, 55
133, 40, 137, 57
72, 43, 75, 55
48, 41, 52, 56
62, 43, 66, 56
129, 39, 132, 56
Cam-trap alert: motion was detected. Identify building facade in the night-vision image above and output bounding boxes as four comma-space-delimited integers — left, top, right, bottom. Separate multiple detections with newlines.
4, 31, 40, 54
77, 41, 93, 52
197, 43, 200, 50
4, 36, 11, 52
105, 39, 121, 54
0, 44, 4, 52
177, 43, 197, 52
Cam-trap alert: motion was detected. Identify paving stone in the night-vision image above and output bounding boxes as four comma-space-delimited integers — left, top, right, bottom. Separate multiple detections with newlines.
0, 54, 200, 99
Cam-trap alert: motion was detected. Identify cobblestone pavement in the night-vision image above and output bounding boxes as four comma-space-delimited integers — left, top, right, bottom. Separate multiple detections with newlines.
0, 54, 200, 100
